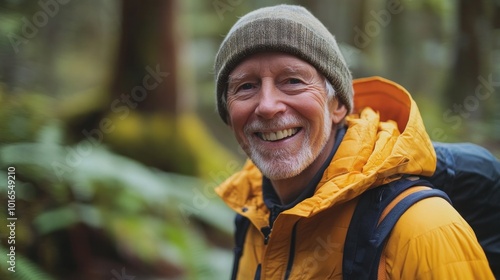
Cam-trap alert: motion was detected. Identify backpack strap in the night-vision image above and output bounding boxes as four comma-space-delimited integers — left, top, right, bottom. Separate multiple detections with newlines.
374, 187, 451, 279
342, 177, 451, 280
231, 214, 251, 280
376, 185, 434, 280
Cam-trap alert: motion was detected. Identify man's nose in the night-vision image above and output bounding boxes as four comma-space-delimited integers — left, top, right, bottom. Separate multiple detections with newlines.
254, 81, 286, 119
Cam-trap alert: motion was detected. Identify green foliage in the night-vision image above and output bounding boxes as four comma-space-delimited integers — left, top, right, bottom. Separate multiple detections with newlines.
0, 244, 54, 280
0, 122, 234, 279
0, 90, 54, 144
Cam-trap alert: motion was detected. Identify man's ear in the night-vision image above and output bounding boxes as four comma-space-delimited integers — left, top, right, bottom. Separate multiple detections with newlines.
331, 100, 348, 124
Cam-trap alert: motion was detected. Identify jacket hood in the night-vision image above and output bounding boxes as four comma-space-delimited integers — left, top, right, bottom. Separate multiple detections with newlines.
216, 76, 436, 220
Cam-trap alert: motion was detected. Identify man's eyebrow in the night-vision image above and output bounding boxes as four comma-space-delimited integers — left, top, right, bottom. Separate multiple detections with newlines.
282, 64, 304, 74
227, 64, 314, 86
282, 64, 315, 78
228, 72, 250, 85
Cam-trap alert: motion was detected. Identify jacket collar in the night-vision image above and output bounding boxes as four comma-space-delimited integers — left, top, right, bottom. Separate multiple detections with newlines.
262, 126, 347, 226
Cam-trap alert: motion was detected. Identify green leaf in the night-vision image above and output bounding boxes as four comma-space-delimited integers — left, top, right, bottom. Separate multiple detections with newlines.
0, 244, 54, 280
33, 205, 78, 235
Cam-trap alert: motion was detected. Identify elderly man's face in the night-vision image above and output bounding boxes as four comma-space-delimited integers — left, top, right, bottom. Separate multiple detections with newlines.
226, 52, 341, 180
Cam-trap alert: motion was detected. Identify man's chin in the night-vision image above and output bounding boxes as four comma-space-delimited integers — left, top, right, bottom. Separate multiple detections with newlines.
261, 170, 300, 181
253, 158, 306, 180
248, 145, 314, 180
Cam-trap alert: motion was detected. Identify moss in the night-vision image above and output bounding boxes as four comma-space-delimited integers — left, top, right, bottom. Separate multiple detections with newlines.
102, 112, 238, 178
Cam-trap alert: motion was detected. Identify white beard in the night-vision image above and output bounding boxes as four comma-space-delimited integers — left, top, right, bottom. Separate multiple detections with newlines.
244, 104, 332, 180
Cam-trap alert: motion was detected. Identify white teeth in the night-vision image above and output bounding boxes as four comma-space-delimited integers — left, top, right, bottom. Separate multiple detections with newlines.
260, 128, 298, 141
276, 131, 283, 140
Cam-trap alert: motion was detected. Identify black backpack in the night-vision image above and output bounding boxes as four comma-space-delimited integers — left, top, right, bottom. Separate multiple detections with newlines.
231, 142, 500, 279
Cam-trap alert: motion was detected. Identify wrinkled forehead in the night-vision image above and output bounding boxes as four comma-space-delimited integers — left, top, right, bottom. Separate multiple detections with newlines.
228, 52, 320, 79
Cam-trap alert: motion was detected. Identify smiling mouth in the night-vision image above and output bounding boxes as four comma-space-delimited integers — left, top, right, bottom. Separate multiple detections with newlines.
257, 128, 300, 142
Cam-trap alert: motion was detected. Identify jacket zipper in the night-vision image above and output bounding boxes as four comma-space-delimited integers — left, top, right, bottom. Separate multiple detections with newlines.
256, 206, 279, 279
284, 222, 299, 280
261, 226, 271, 245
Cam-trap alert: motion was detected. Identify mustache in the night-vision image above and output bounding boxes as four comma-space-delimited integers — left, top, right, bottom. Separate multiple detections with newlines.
244, 115, 304, 133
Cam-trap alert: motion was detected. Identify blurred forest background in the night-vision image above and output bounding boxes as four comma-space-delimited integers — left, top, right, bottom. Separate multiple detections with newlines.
0, 0, 499, 279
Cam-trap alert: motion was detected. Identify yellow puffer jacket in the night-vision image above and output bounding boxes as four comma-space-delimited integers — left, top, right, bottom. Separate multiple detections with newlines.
216, 77, 494, 279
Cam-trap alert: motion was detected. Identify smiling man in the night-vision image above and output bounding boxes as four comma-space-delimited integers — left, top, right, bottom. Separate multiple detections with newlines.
214, 4, 494, 280
226, 52, 346, 204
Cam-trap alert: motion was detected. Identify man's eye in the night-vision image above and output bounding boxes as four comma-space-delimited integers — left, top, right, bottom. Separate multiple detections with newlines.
288, 78, 302, 84
240, 83, 254, 90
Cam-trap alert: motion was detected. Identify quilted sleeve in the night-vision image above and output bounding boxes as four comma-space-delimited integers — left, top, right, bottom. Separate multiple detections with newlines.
382, 196, 495, 279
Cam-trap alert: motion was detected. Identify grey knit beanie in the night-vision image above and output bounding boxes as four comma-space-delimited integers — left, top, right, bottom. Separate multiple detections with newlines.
214, 4, 353, 124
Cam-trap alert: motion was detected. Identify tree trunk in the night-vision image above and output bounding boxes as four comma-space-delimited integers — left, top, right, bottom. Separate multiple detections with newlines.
110, 0, 178, 115
444, 0, 482, 112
